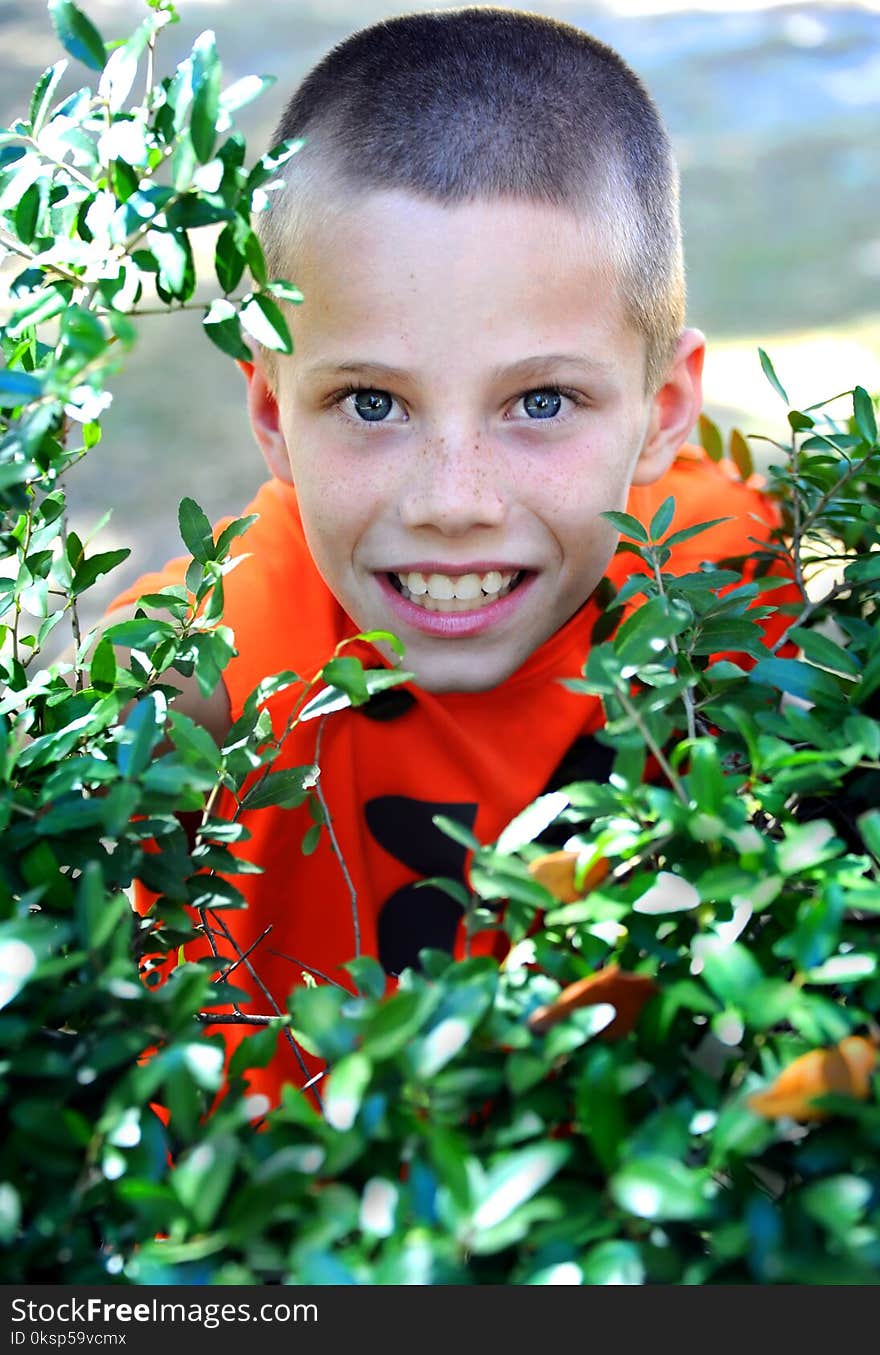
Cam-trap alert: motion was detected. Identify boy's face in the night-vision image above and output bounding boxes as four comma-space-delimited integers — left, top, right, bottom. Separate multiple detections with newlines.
247, 191, 703, 693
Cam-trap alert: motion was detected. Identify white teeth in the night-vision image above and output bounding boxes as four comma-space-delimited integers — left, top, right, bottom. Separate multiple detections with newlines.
452, 573, 482, 600
394, 568, 516, 600
426, 573, 455, 600
392, 568, 522, 610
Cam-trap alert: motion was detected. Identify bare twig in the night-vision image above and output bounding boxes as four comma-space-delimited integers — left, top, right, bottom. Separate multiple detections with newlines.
314, 711, 361, 958
651, 552, 696, 742
59, 513, 83, 692
207, 907, 318, 1100
771, 571, 874, 656
215, 924, 273, 984
617, 687, 689, 806
269, 949, 348, 991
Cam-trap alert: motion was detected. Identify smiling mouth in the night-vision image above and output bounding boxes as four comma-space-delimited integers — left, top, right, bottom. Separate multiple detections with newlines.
387, 568, 526, 612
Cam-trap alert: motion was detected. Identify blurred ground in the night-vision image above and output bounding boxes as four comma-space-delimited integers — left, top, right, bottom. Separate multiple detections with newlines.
1, 0, 878, 637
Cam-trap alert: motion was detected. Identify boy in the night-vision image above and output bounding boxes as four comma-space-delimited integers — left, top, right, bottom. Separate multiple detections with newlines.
111, 8, 787, 1101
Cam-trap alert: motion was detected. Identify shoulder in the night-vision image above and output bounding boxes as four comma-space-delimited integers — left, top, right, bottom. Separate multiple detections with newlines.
105, 478, 351, 728
213, 479, 352, 714
626, 441, 782, 571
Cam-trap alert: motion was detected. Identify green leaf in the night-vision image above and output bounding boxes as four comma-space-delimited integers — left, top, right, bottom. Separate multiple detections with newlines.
15, 182, 43, 245
300, 822, 321, 855
203, 298, 252, 362
178, 497, 214, 563
408, 978, 495, 1077
323, 1052, 371, 1131
213, 513, 258, 560
698, 412, 724, 463
186, 876, 245, 911
97, 23, 151, 113
190, 38, 221, 163
214, 223, 245, 295
118, 692, 165, 778
227, 1023, 282, 1079
728, 428, 754, 481
649, 495, 676, 541
219, 74, 275, 113
102, 616, 177, 650
173, 1134, 237, 1229
0, 152, 43, 212
432, 814, 481, 852
662, 516, 732, 549
581, 1240, 644, 1286
801, 1176, 872, 1238
290, 986, 355, 1056
148, 229, 190, 297
89, 635, 116, 692
806, 953, 876, 985
266, 280, 304, 304
610, 1156, 712, 1222
29, 61, 68, 135
495, 791, 569, 854
355, 629, 406, 657
320, 656, 369, 705
758, 347, 789, 404
748, 656, 846, 706
167, 709, 223, 774
853, 386, 878, 444
239, 293, 292, 354
189, 627, 235, 699
343, 955, 387, 1001
297, 683, 351, 722
601, 510, 648, 542
858, 809, 880, 860
470, 1142, 570, 1233
0, 1184, 21, 1246
239, 764, 319, 811
632, 871, 700, 916
359, 988, 438, 1063
0, 369, 42, 404
615, 594, 692, 663
700, 942, 764, 1007
76, 862, 128, 950
8, 283, 71, 337
686, 739, 726, 815
844, 553, 880, 585
48, 0, 107, 72
71, 547, 130, 595
789, 626, 861, 678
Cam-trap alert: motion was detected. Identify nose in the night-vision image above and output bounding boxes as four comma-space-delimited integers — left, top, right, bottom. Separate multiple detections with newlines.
397, 434, 509, 535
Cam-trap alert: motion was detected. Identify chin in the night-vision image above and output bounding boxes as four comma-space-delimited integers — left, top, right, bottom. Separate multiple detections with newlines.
408, 656, 520, 696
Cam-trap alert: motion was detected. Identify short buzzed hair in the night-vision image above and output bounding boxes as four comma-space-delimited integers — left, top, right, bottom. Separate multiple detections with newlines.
256, 6, 685, 390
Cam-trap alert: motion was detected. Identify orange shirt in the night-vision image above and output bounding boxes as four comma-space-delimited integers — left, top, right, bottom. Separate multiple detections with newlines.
111, 446, 793, 1104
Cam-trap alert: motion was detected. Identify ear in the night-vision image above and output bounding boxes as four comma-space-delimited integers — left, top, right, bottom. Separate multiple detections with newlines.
630, 328, 706, 486
241, 353, 294, 485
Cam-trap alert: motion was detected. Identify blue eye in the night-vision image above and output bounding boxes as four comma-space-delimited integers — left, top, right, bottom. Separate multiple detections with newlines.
523, 389, 562, 419
353, 389, 393, 421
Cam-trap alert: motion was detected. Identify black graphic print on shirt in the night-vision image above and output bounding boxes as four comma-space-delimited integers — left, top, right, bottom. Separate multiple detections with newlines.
365, 733, 613, 974
365, 796, 477, 976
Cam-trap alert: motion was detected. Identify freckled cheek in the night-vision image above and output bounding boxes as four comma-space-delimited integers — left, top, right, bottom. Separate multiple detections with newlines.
293, 454, 389, 553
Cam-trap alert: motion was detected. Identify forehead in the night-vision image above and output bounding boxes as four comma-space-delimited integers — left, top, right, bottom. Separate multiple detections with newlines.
276, 189, 644, 375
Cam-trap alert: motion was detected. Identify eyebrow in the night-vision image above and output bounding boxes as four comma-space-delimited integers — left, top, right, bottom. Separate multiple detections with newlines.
303, 353, 615, 381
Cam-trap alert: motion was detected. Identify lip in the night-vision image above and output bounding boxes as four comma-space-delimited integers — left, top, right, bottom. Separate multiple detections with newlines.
375, 569, 537, 637
385, 561, 528, 577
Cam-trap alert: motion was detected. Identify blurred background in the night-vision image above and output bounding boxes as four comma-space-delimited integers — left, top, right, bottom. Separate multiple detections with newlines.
1, 0, 879, 633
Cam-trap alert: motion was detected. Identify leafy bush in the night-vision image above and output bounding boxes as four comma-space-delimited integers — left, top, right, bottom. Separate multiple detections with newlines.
1, 2, 879, 1286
